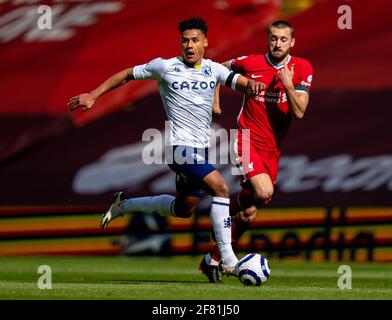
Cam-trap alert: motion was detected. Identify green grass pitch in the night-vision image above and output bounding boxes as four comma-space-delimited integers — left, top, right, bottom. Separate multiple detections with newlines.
0, 256, 391, 300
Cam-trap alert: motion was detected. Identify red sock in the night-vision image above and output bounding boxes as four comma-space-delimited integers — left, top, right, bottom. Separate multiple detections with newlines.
210, 245, 221, 263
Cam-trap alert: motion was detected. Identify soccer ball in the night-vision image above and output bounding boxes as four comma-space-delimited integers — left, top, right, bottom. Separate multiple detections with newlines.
237, 253, 271, 286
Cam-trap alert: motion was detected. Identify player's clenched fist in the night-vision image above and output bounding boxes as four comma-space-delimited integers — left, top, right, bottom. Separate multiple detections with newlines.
67, 93, 96, 112
246, 79, 265, 97
277, 64, 295, 89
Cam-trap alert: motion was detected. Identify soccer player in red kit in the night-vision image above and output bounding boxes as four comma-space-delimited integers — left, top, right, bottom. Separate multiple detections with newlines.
200, 20, 313, 283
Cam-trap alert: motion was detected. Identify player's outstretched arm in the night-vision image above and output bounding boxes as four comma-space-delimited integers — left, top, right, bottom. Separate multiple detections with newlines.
235, 75, 265, 97
68, 67, 134, 112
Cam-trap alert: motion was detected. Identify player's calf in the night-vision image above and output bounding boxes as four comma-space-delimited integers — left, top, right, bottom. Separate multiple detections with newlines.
172, 204, 195, 218
253, 188, 273, 208
172, 194, 199, 218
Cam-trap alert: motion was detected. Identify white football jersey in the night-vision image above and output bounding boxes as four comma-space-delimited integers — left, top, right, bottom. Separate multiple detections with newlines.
133, 57, 232, 148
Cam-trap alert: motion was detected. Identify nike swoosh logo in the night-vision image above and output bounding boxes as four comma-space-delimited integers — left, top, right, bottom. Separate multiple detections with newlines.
250, 74, 263, 78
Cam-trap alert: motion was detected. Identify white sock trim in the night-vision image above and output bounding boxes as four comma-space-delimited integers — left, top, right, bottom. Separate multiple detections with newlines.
211, 197, 230, 206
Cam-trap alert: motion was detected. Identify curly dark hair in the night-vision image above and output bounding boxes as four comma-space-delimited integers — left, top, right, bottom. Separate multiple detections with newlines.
178, 17, 208, 36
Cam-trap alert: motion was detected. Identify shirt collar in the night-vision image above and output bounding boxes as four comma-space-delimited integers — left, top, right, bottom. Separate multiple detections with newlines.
265, 53, 291, 69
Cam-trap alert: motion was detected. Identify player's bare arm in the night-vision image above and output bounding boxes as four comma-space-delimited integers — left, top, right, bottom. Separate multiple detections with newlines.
278, 63, 309, 119
211, 77, 262, 119
221, 60, 264, 97
68, 67, 135, 112
212, 83, 221, 118
236, 75, 265, 97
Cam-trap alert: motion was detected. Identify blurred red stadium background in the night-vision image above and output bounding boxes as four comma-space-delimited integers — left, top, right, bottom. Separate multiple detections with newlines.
0, 0, 391, 261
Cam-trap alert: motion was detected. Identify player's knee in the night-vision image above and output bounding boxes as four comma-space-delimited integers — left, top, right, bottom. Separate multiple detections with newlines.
211, 182, 230, 198
254, 186, 274, 204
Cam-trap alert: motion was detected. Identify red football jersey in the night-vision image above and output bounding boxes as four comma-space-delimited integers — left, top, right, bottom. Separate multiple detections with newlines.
232, 54, 313, 151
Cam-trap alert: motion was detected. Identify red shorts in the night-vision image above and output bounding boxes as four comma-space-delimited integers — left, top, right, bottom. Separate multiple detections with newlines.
236, 134, 280, 185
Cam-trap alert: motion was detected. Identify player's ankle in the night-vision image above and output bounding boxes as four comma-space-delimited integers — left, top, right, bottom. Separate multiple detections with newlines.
205, 253, 220, 267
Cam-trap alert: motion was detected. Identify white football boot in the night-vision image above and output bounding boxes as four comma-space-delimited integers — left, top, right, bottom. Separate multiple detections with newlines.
100, 192, 126, 228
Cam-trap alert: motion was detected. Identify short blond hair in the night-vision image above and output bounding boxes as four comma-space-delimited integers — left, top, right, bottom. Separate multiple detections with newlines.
268, 20, 295, 38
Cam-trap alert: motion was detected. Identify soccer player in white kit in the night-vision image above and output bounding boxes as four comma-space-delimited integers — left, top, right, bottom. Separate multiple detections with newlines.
68, 17, 264, 277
